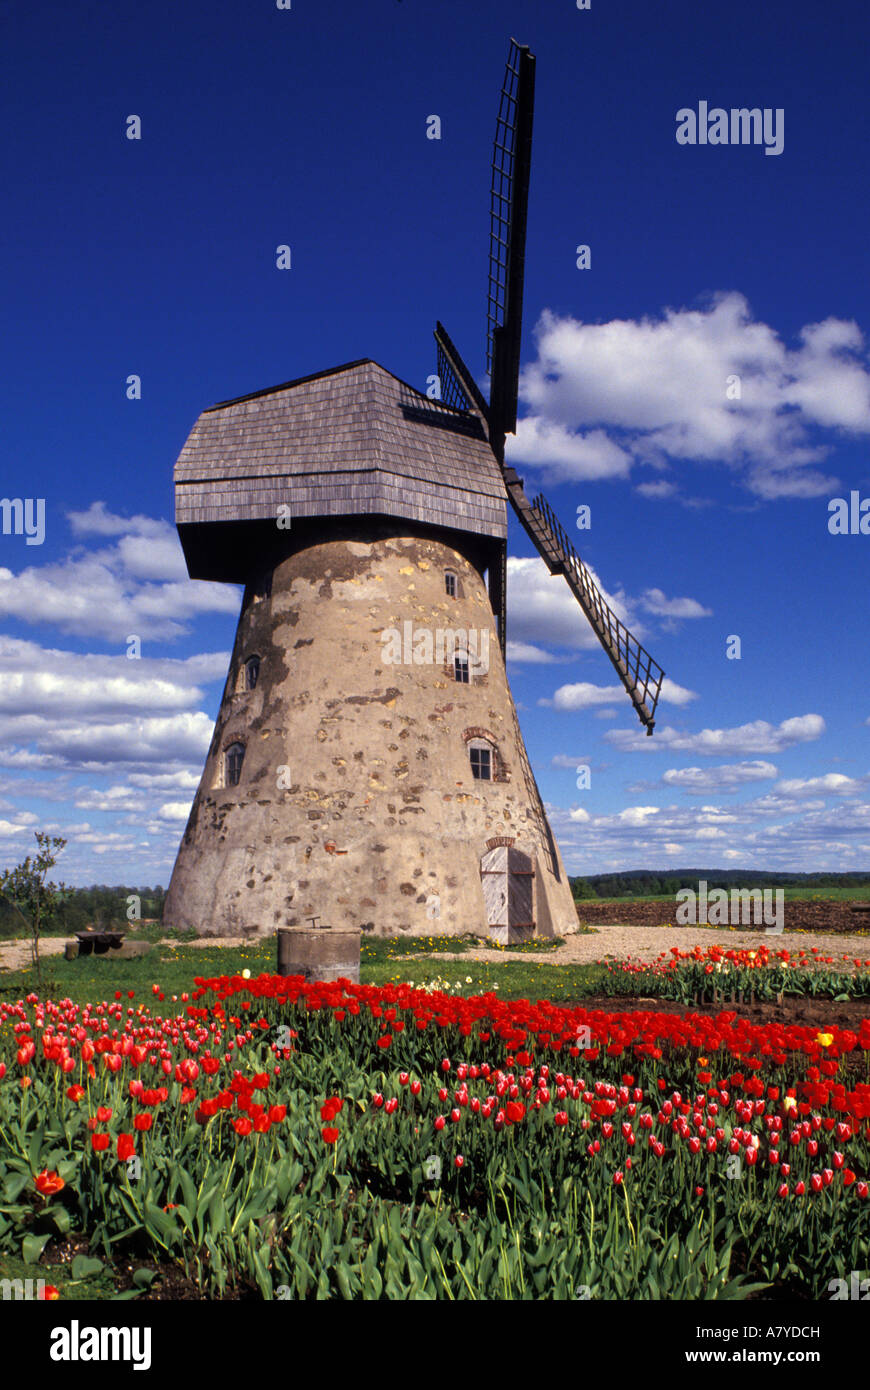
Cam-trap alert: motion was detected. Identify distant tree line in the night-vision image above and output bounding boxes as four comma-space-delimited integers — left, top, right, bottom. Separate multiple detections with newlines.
0, 883, 165, 937
570, 870, 870, 900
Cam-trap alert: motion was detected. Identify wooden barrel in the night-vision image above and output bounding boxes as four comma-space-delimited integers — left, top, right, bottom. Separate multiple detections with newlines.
276, 927, 361, 983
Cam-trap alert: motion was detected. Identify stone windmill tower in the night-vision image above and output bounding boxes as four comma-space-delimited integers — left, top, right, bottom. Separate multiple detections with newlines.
164, 41, 665, 944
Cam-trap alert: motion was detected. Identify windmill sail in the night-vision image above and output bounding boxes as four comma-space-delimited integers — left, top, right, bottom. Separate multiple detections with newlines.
435, 321, 490, 421
503, 466, 664, 733
487, 39, 535, 456
432, 39, 667, 734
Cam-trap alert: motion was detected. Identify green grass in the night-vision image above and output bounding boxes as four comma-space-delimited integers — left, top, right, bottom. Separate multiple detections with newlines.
0, 936, 616, 1009
573, 886, 870, 905
0, 939, 274, 1008
360, 933, 570, 966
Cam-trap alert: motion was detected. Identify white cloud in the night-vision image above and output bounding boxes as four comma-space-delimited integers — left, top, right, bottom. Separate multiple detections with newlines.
636, 480, 677, 499
657, 760, 779, 794
509, 419, 632, 482
640, 589, 712, 620
0, 509, 240, 641
543, 682, 625, 711
505, 641, 564, 664
67, 501, 168, 538
512, 294, 870, 498
659, 679, 698, 706
544, 675, 696, 711
774, 773, 865, 797
606, 714, 825, 756
551, 788, 870, 875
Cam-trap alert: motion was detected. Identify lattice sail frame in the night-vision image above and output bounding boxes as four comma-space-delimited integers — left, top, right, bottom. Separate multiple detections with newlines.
486, 38, 523, 380
530, 494, 664, 732
435, 333, 475, 414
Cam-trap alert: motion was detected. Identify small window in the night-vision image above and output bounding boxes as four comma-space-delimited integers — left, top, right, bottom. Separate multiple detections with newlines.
445, 571, 457, 598
469, 745, 491, 781
225, 742, 245, 787
454, 654, 469, 684
245, 656, 260, 690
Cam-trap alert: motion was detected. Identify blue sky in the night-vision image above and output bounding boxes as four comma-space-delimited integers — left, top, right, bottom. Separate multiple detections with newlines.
1, 0, 869, 884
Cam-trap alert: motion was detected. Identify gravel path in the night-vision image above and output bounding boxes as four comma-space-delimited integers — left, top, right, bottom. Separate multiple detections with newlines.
408, 922, 870, 969
0, 936, 251, 974
1, 925, 867, 978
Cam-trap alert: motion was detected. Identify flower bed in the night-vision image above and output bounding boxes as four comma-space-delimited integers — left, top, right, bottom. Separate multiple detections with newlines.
603, 944, 870, 1005
0, 975, 868, 1299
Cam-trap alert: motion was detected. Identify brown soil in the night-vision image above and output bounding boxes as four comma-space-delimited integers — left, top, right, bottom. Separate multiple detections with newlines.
574, 898, 870, 935
41, 1233, 257, 1300
558, 993, 870, 1031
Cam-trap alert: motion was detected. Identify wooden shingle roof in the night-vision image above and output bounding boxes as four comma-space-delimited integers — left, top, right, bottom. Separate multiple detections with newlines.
174, 359, 507, 542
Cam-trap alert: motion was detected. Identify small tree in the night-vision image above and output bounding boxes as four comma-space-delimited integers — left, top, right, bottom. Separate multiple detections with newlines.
0, 833, 69, 986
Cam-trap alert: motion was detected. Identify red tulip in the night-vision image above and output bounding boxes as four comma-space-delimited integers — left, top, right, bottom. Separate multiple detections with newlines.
385, 1098, 398, 1115
134, 1114, 152, 1132
434, 1116, 446, 1131
454, 1155, 464, 1168
34, 1169, 65, 1196
91, 1133, 110, 1153
372, 1093, 384, 1108
795, 1181, 806, 1195
117, 1135, 135, 1162
554, 1111, 568, 1126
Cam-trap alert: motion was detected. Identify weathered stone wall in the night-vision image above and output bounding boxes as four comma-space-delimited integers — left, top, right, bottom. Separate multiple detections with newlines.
165, 535, 578, 940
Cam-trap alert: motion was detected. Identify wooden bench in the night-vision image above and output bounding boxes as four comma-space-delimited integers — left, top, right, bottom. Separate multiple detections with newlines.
73, 928, 127, 957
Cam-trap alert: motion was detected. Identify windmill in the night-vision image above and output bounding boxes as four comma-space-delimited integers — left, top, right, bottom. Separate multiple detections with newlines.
163, 40, 664, 945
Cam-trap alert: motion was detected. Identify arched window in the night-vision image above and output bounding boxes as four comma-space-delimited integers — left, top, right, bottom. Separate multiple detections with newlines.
454, 653, 469, 684
468, 739, 492, 781
444, 570, 458, 598
244, 656, 260, 690
224, 742, 245, 787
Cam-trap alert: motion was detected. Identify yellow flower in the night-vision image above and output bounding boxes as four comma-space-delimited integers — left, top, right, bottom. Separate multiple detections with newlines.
816, 1032, 834, 1048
